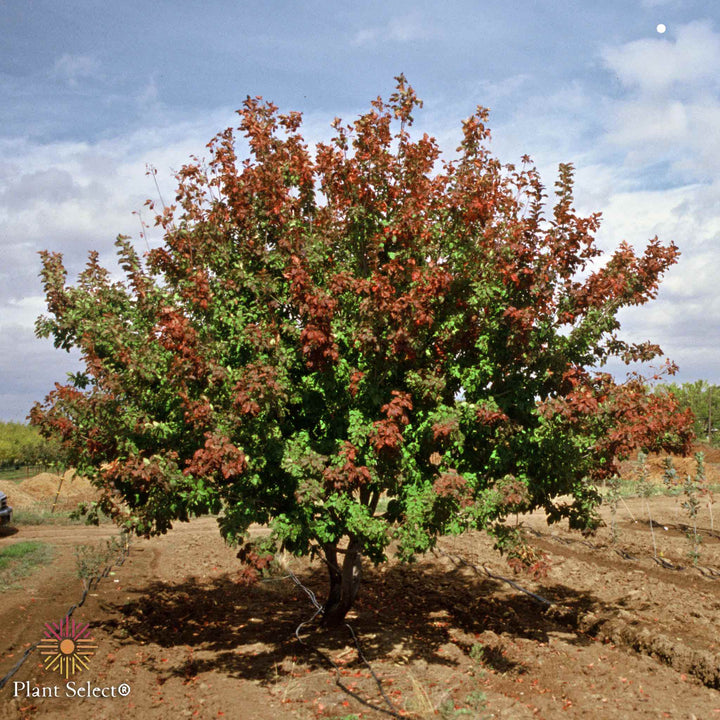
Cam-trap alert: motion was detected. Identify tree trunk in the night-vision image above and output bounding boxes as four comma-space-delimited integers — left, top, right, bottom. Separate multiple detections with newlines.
322, 539, 363, 627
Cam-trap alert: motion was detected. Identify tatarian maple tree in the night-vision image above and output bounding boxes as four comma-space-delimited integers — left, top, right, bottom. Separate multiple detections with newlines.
32, 76, 693, 625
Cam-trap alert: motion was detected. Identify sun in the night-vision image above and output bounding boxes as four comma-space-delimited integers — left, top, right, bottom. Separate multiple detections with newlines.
38, 618, 97, 679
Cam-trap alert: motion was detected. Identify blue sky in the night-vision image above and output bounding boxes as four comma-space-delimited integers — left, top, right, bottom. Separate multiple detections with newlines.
1, 0, 719, 421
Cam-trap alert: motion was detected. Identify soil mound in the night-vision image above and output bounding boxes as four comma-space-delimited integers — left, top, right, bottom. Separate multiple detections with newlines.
696, 442, 720, 463
19, 473, 64, 499
1, 471, 100, 510
618, 442, 720, 485
0, 482, 39, 509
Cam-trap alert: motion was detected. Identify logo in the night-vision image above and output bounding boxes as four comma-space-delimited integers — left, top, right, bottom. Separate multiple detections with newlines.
38, 618, 97, 679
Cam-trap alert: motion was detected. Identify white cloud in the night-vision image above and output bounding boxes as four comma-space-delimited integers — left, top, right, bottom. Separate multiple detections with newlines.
600, 21, 720, 184
0, 115, 219, 313
0, 111, 244, 419
464, 46, 720, 386
0, 296, 47, 331
602, 20, 720, 95
0, 103, 354, 419
581, 178, 720, 384
3, 34, 720, 421
51, 54, 101, 88
608, 99, 688, 149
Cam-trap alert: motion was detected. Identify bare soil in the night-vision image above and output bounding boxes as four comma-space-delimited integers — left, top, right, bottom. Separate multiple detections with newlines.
1, 466, 719, 719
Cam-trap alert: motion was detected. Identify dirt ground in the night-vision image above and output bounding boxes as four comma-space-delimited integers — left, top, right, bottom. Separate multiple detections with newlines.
1, 463, 719, 719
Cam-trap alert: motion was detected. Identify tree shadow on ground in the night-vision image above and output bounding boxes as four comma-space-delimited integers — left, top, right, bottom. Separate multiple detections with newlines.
99, 553, 609, 685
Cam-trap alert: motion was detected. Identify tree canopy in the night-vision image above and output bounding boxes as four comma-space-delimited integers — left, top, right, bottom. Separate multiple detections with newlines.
31, 77, 693, 624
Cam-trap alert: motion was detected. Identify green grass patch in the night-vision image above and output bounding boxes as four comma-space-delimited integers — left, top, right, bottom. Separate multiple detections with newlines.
0, 541, 53, 591
11, 507, 88, 526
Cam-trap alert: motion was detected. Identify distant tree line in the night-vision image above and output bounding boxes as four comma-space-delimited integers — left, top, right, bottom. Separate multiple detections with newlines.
656, 381, 719, 446
0, 422, 65, 469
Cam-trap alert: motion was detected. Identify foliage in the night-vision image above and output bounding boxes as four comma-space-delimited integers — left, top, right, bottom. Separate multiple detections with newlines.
74, 532, 130, 591
661, 455, 678, 491
655, 380, 719, 445
661, 452, 712, 564
469, 642, 485, 665
0, 421, 65, 470
31, 76, 693, 624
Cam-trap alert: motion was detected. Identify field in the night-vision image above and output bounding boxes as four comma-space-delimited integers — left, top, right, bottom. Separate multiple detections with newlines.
0, 452, 719, 719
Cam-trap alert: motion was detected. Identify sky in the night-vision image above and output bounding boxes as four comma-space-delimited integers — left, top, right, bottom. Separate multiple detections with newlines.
1, 0, 719, 422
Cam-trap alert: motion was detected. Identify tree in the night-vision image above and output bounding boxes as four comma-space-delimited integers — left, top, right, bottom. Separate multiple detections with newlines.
31, 77, 693, 626
0, 422, 64, 470
655, 380, 718, 445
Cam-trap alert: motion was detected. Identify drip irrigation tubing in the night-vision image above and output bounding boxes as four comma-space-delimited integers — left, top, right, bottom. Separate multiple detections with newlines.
0, 536, 130, 691
433, 546, 553, 607
285, 569, 405, 719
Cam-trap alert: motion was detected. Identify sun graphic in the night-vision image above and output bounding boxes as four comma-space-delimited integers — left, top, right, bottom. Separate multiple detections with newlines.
38, 618, 97, 679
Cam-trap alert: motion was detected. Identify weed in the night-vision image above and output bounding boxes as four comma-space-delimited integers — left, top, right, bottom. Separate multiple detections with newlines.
0, 541, 53, 591
465, 690, 488, 710
408, 664, 488, 720
439, 698, 466, 718
438, 692, 488, 719
405, 671, 436, 718
267, 549, 292, 577
469, 642, 485, 665
270, 659, 304, 704
661, 453, 711, 565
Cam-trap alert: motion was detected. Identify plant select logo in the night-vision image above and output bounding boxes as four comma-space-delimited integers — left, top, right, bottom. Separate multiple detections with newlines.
38, 618, 97, 679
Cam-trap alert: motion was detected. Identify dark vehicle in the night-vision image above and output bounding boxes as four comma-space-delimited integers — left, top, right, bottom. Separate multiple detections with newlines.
0, 491, 12, 525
